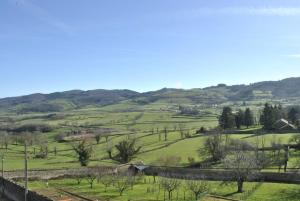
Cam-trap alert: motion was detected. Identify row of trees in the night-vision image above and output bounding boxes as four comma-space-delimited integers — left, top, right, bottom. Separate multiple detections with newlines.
72, 168, 138, 195
178, 105, 199, 116
260, 103, 284, 130
219, 103, 300, 131
73, 168, 210, 200
219, 107, 254, 129
201, 133, 264, 192
1, 123, 52, 133
260, 103, 300, 130
287, 106, 300, 125
159, 175, 209, 200
0, 131, 51, 158
200, 132, 300, 192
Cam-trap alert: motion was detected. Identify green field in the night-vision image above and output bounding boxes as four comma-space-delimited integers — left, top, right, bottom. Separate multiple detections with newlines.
28, 177, 300, 201
1, 100, 300, 201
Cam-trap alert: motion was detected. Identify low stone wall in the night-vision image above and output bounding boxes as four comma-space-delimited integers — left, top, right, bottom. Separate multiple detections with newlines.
144, 166, 300, 184
0, 177, 53, 201
4, 166, 115, 180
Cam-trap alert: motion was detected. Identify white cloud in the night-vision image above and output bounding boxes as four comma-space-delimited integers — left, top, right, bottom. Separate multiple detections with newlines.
286, 54, 300, 58
250, 7, 300, 16
190, 7, 300, 17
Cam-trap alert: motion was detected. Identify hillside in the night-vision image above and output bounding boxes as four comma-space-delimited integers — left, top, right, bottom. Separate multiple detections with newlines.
0, 89, 138, 113
1, 77, 300, 113
1, 78, 300, 201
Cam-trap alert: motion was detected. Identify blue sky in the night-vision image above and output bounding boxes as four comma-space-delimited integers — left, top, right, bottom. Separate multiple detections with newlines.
1, 0, 300, 98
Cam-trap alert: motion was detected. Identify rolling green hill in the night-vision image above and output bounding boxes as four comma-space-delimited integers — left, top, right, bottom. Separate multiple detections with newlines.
0, 89, 139, 113
1, 77, 300, 113
1, 78, 300, 201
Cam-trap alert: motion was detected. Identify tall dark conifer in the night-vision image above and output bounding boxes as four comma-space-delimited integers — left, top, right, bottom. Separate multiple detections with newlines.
235, 109, 245, 129
288, 107, 299, 125
244, 108, 254, 128
219, 107, 236, 129
260, 103, 284, 130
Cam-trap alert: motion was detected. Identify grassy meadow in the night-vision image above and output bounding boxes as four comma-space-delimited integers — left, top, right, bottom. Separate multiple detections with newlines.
28, 177, 300, 201
1, 100, 300, 201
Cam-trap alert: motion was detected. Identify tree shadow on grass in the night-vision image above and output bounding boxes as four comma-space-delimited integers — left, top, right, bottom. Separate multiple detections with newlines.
45, 160, 77, 165
223, 191, 241, 197
81, 190, 119, 200
241, 133, 263, 139
272, 188, 300, 200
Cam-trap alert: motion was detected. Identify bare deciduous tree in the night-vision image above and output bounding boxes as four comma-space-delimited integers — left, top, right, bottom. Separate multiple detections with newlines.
115, 174, 130, 196
200, 133, 226, 162
186, 179, 210, 200
74, 173, 84, 185
100, 175, 114, 192
96, 166, 114, 191
223, 149, 260, 193
69, 169, 84, 185
86, 169, 97, 189
159, 175, 181, 200
0, 131, 10, 151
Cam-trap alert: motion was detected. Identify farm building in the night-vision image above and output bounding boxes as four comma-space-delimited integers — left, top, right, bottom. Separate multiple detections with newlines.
128, 164, 149, 175
273, 119, 297, 131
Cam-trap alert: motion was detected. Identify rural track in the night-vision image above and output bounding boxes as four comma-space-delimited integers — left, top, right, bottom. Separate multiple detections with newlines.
56, 188, 96, 201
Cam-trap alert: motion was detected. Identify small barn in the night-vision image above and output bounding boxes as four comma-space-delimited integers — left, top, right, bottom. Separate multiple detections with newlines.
273, 119, 297, 131
128, 164, 149, 176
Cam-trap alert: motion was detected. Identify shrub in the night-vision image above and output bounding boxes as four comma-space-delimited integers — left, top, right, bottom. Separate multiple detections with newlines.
55, 133, 67, 143
188, 157, 196, 165
10, 124, 52, 133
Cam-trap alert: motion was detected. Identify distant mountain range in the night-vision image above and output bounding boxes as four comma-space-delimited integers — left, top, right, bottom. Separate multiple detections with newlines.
1, 77, 300, 113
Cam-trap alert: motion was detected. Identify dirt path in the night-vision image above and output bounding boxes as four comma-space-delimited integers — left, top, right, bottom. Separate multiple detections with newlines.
36, 188, 91, 201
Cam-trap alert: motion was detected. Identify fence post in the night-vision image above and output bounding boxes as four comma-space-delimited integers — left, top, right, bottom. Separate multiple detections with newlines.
25, 143, 28, 201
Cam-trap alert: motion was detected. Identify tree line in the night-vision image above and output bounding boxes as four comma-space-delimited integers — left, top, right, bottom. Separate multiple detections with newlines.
219, 107, 254, 129
260, 103, 300, 130
219, 103, 300, 131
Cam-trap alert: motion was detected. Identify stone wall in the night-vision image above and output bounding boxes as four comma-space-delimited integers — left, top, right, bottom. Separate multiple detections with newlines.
143, 166, 300, 184
0, 177, 53, 201
4, 166, 114, 180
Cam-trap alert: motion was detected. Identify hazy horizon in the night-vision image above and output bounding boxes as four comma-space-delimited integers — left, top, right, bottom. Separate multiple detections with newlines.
1, 76, 298, 99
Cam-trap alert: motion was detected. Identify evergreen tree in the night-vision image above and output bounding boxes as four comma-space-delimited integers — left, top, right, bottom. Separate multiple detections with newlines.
288, 107, 299, 125
273, 105, 284, 121
260, 103, 284, 130
235, 109, 245, 129
219, 107, 236, 129
244, 108, 254, 128
260, 103, 275, 130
